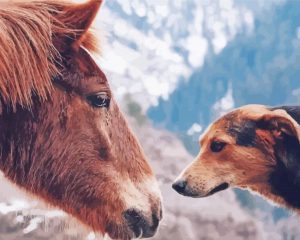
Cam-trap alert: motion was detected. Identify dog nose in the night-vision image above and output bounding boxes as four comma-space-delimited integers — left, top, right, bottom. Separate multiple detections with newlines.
124, 209, 160, 238
172, 180, 187, 194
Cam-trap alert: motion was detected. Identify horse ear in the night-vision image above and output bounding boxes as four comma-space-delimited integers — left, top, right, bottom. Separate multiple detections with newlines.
256, 109, 300, 142
56, 0, 103, 51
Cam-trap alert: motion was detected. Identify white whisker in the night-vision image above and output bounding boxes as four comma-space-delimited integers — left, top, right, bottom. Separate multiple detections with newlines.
138, 229, 143, 239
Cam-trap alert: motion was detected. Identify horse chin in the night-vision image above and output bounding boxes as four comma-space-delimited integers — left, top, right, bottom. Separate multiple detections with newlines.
104, 224, 135, 240
103, 233, 129, 240
105, 226, 148, 240
105, 232, 134, 240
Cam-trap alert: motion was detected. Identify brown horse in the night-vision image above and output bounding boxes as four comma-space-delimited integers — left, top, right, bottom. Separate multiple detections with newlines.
0, 0, 162, 239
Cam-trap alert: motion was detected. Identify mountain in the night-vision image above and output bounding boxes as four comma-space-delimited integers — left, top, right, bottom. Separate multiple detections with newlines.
96, 0, 257, 109
148, 0, 300, 134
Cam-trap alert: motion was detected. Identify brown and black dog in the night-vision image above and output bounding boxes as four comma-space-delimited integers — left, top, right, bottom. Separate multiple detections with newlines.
173, 104, 300, 212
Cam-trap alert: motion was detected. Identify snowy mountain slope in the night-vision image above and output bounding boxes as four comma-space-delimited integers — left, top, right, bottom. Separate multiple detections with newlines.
93, 0, 257, 109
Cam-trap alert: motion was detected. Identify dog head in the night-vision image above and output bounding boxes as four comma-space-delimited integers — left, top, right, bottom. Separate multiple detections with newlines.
173, 104, 300, 209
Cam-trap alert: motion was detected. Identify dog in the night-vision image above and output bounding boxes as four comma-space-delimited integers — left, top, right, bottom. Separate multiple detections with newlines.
172, 104, 300, 212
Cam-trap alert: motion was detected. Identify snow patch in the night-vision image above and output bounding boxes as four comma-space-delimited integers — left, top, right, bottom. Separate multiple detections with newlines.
187, 123, 203, 136
212, 83, 235, 118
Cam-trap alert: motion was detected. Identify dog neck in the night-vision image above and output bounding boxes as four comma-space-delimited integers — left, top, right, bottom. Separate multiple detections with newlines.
268, 150, 300, 210
248, 181, 300, 214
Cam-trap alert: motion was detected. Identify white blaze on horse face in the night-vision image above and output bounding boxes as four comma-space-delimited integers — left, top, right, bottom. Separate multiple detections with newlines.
120, 178, 150, 212
120, 177, 161, 213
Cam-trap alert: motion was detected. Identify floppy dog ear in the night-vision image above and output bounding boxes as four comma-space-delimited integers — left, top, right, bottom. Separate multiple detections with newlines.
256, 109, 300, 142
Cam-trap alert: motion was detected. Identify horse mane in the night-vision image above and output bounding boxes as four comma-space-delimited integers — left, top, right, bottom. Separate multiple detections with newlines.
0, 0, 99, 109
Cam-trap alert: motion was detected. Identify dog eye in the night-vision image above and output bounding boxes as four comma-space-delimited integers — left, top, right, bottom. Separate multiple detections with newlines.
210, 141, 226, 153
87, 92, 110, 108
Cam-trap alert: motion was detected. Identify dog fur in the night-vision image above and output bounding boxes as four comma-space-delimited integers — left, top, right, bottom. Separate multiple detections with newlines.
173, 104, 300, 212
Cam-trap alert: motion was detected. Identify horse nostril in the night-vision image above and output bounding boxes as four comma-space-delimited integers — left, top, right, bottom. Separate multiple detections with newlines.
123, 209, 160, 238
124, 209, 142, 225
172, 180, 187, 194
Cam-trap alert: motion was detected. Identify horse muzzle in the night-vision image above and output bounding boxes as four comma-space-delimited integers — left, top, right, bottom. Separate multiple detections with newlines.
123, 208, 162, 238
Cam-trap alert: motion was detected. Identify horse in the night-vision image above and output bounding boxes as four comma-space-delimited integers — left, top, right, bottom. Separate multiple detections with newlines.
0, 0, 162, 239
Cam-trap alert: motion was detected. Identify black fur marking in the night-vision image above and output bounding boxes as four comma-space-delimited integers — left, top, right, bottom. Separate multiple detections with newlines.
270, 106, 300, 124
227, 120, 257, 147
269, 132, 300, 208
208, 182, 229, 195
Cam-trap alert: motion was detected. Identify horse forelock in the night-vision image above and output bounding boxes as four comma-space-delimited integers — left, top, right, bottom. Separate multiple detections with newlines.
0, 0, 100, 110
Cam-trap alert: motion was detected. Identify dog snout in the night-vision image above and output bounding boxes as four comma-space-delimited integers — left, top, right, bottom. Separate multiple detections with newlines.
123, 208, 161, 238
172, 180, 187, 195
172, 179, 200, 197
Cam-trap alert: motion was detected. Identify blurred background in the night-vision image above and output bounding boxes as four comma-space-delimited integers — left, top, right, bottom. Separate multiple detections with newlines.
1, 0, 300, 239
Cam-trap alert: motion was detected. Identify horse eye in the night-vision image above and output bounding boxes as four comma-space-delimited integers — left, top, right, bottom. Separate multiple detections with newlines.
87, 92, 110, 108
210, 141, 226, 153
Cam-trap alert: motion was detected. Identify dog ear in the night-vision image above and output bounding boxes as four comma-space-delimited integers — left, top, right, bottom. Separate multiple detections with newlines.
256, 109, 300, 142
